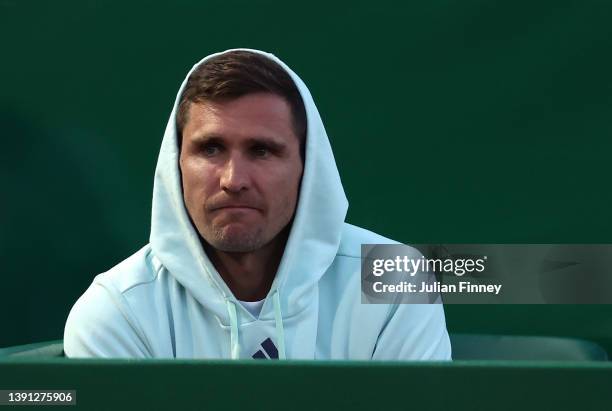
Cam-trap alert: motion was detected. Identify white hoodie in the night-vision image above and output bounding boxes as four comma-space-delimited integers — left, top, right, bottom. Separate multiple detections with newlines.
63, 49, 452, 360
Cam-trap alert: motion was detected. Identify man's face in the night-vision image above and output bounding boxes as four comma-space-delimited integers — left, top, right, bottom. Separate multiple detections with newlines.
179, 93, 304, 253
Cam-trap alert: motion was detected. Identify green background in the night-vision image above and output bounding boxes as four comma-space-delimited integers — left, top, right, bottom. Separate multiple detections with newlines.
1, 1, 611, 351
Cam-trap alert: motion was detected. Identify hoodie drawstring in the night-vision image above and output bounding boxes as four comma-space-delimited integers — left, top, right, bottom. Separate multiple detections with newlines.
225, 291, 286, 360
273, 290, 286, 359
226, 300, 240, 359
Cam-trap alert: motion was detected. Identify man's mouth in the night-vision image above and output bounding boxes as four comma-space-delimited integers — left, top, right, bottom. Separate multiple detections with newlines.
210, 204, 260, 212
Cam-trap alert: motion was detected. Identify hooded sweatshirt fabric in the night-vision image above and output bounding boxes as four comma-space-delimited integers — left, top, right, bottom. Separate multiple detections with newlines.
64, 49, 452, 360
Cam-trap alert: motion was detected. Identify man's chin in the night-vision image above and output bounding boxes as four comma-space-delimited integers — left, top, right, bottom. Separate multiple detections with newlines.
211, 240, 260, 253
205, 226, 264, 253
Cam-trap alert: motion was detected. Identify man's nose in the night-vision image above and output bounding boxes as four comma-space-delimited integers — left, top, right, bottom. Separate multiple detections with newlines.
220, 155, 250, 193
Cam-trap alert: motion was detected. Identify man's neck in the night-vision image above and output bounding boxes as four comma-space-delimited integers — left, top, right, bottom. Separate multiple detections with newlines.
203, 230, 288, 302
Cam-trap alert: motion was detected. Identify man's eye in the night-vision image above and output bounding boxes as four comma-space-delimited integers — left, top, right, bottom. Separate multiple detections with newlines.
203, 144, 221, 156
252, 146, 270, 158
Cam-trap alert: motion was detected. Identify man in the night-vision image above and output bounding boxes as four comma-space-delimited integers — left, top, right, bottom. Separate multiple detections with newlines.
64, 49, 451, 360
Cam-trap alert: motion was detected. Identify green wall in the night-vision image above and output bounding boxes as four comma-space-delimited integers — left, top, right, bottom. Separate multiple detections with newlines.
2, 1, 612, 350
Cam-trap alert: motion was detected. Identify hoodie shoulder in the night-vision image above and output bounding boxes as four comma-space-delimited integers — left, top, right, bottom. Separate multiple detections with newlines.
98, 245, 160, 293
334, 223, 452, 360
63, 245, 158, 358
337, 223, 401, 258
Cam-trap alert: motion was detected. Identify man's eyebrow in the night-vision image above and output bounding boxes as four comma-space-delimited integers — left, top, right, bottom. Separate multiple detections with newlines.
191, 134, 288, 150
243, 136, 288, 151
190, 134, 224, 144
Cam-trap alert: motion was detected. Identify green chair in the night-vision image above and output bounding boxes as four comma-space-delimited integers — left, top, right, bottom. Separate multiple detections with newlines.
451, 334, 608, 361
0, 340, 64, 358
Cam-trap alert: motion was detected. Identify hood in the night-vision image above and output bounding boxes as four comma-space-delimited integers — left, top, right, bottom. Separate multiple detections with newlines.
149, 48, 348, 335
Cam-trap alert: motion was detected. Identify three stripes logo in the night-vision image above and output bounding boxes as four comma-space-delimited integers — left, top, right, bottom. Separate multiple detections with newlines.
252, 337, 278, 359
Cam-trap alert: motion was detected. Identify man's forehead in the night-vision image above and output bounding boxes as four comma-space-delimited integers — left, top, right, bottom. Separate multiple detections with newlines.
183, 94, 298, 142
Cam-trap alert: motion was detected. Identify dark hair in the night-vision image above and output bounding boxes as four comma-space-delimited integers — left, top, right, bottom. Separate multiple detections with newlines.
176, 50, 307, 156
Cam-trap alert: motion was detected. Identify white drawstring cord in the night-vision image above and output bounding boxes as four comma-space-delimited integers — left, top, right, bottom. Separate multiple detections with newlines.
273, 290, 286, 359
226, 300, 239, 359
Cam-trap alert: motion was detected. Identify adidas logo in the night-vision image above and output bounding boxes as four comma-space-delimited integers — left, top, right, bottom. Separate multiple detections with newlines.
252, 337, 278, 359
